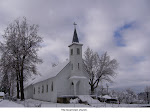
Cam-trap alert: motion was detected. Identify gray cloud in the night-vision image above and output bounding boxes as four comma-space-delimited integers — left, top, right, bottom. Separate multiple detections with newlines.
0, 0, 150, 92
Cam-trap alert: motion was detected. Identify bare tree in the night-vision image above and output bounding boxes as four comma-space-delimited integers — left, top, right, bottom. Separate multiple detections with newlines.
83, 47, 118, 94
124, 88, 137, 104
0, 46, 14, 95
109, 90, 127, 104
106, 83, 109, 95
145, 86, 150, 104
116, 91, 126, 104
0, 17, 43, 100
95, 85, 106, 96
110, 89, 137, 104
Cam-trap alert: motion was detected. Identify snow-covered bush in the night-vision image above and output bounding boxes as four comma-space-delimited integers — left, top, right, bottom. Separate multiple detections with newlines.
70, 98, 79, 104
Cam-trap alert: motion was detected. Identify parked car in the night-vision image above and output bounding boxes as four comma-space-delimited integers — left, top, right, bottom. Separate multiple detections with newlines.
98, 95, 118, 103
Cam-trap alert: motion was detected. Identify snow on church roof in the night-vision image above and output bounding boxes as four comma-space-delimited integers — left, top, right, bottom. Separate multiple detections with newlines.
69, 76, 87, 79
25, 60, 70, 88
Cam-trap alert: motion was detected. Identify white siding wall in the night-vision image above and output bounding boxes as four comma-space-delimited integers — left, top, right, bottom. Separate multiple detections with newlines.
68, 43, 89, 95
24, 85, 33, 99
78, 79, 90, 95
55, 63, 72, 96
32, 77, 57, 102
24, 60, 90, 102
56, 62, 90, 96
69, 44, 83, 77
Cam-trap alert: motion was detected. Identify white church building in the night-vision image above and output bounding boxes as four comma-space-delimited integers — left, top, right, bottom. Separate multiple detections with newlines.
24, 26, 90, 103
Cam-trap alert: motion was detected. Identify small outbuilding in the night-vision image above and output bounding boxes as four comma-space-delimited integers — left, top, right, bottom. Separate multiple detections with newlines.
0, 92, 4, 99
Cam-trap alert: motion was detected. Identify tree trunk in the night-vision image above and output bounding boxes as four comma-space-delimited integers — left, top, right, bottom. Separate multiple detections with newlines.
146, 92, 149, 104
20, 56, 25, 101
20, 75, 24, 100
20, 64, 24, 100
91, 85, 95, 95
16, 60, 20, 99
16, 75, 20, 99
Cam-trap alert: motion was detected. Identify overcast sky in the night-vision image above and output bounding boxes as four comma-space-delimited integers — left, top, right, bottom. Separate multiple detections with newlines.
0, 0, 150, 93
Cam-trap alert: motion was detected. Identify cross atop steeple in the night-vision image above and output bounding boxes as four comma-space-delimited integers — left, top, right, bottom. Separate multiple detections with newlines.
73, 22, 77, 29
72, 22, 79, 43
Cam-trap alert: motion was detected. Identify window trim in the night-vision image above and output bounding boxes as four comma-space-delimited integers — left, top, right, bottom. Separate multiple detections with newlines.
77, 48, 80, 55
51, 82, 53, 91
42, 85, 44, 93
38, 87, 40, 94
46, 84, 48, 92
71, 49, 73, 55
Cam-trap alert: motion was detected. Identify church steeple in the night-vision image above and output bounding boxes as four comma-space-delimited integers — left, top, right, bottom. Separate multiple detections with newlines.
72, 22, 79, 43
68, 23, 83, 78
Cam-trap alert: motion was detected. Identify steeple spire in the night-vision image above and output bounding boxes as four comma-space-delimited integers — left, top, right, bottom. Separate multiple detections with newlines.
72, 22, 79, 43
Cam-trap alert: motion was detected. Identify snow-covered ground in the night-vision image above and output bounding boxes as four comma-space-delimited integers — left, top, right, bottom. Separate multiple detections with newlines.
0, 99, 90, 107
78, 95, 102, 105
0, 99, 150, 107
22, 99, 90, 107
0, 100, 24, 107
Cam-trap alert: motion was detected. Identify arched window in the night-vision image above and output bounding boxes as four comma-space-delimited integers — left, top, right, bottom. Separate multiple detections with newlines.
42, 85, 44, 93
46, 84, 48, 92
71, 49, 73, 55
78, 63, 80, 69
77, 48, 80, 55
72, 82, 74, 85
51, 82, 53, 91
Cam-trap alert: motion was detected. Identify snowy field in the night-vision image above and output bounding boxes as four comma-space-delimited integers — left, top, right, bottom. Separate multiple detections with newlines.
0, 100, 24, 107
0, 99, 150, 107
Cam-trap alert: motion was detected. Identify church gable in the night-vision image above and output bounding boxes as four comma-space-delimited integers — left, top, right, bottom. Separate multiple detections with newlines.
33, 60, 70, 85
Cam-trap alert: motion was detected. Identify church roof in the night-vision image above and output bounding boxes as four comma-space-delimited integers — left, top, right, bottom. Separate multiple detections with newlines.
69, 76, 87, 79
24, 60, 70, 87
72, 28, 79, 43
